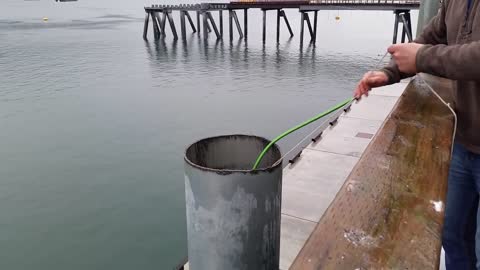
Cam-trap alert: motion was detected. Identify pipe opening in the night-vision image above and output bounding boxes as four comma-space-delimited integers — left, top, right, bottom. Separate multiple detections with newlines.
185, 135, 281, 171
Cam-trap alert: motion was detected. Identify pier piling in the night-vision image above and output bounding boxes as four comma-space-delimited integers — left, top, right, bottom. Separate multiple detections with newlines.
229, 10, 233, 41
166, 10, 178, 40
276, 9, 281, 43
203, 11, 208, 39
219, 10, 224, 37
232, 10, 243, 39
180, 11, 187, 40
207, 12, 221, 39
152, 12, 161, 40
281, 10, 294, 37
244, 9, 248, 39
143, 13, 150, 40
263, 9, 267, 43
196, 11, 201, 36
392, 10, 413, 44
186, 11, 197, 33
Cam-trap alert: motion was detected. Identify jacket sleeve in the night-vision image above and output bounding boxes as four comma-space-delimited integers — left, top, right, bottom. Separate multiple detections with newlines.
416, 41, 480, 81
380, 1, 448, 84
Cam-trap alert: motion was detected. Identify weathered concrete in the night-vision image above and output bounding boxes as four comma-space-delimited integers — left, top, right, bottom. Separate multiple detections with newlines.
289, 77, 455, 270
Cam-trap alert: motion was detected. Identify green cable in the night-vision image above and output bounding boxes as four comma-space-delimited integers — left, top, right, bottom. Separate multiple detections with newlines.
252, 97, 355, 170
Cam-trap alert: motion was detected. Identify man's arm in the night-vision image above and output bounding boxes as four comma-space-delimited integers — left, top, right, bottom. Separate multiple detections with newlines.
416, 42, 480, 81
381, 0, 448, 84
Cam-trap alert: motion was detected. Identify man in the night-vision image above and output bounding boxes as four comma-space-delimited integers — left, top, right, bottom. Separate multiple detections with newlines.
354, 0, 480, 269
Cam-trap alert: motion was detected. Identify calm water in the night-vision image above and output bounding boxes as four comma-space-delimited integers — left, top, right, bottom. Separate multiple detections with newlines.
0, 0, 416, 269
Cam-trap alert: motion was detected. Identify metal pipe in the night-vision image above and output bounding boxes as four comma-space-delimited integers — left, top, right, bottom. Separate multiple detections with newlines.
244, 9, 248, 39
400, 13, 413, 42
305, 13, 314, 40
161, 11, 167, 37
300, 12, 305, 45
406, 12, 413, 41
392, 11, 399, 44
180, 11, 187, 40
276, 9, 281, 43
143, 12, 150, 40
282, 10, 294, 37
197, 10, 201, 36
184, 135, 282, 270
186, 11, 197, 33
207, 12, 221, 39
313, 11, 318, 43
233, 11, 243, 39
263, 9, 267, 43
154, 12, 165, 35
207, 22, 212, 33
167, 11, 178, 40
219, 10, 223, 37
229, 10, 233, 41
152, 12, 160, 40
203, 11, 208, 39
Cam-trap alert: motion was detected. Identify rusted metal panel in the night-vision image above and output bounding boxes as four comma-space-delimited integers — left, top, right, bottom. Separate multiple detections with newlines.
290, 78, 455, 270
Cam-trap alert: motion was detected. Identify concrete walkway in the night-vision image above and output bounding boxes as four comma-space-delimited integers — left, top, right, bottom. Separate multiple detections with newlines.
278, 80, 445, 270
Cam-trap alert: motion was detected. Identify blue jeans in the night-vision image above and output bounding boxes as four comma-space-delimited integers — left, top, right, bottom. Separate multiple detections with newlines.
443, 143, 480, 270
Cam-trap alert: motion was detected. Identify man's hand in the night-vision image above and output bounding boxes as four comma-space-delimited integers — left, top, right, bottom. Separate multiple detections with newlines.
354, 71, 389, 98
388, 43, 423, 74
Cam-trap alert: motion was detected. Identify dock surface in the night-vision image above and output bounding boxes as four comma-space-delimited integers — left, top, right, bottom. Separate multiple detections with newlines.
280, 76, 454, 270
279, 81, 409, 269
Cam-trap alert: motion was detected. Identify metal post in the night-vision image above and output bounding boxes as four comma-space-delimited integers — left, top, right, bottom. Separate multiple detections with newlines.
219, 10, 223, 37
313, 11, 318, 44
154, 12, 164, 36
305, 13, 314, 41
300, 12, 305, 45
143, 12, 150, 40
197, 11, 201, 36
392, 11, 399, 44
244, 9, 248, 39
232, 11, 244, 39
207, 12, 221, 39
167, 11, 178, 40
229, 10, 233, 41
186, 11, 197, 33
152, 12, 160, 40
180, 11, 187, 40
263, 9, 267, 43
281, 10, 294, 37
162, 11, 168, 37
184, 135, 282, 270
407, 12, 413, 41
207, 22, 212, 33
400, 13, 413, 42
276, 9, 281, 43
203, 11, 208, 39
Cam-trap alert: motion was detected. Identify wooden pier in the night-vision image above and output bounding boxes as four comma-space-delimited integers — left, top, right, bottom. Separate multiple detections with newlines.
143, 0, 420, 45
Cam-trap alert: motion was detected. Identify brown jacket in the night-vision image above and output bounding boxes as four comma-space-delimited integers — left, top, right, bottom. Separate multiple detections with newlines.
382, 0, 480, 153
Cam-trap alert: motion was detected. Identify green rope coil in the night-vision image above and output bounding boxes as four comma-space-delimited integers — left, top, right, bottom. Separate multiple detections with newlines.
252, 97, 355, 170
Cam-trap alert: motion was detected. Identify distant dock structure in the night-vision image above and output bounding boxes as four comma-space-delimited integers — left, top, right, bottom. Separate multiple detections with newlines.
143, 0, 419, 45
